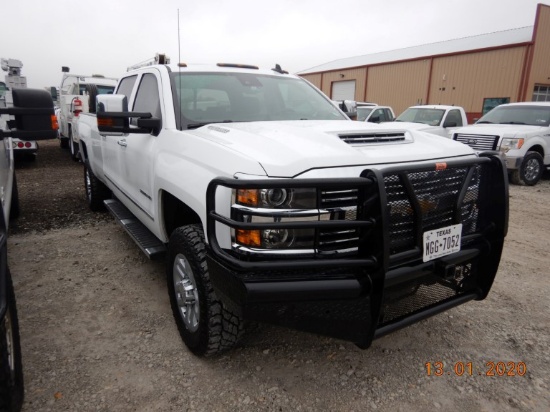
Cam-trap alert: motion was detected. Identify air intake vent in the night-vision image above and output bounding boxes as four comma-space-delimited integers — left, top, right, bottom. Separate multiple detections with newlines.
339, 132, 409, 145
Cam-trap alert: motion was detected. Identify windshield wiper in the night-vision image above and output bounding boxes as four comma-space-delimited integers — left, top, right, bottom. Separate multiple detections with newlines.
186, 120, 234, 130
476, 121, 493, 124
500, 121, 525, 125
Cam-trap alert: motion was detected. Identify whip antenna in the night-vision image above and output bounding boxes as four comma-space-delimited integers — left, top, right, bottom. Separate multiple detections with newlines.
177, 9, 182, 130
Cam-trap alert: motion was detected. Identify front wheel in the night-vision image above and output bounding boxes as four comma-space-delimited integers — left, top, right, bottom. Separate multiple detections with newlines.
510, 151, 544, 186
0, 269, 24, 412
167, 225, 244, 356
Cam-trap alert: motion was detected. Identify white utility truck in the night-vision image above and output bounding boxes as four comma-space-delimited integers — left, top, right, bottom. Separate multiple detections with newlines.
58, 67, 117, 160
451, 102, 550, 185
76, 60, 508, 357
0, 58, 39, 160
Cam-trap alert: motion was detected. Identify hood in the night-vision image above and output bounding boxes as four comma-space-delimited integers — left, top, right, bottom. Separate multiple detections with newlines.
454, 124, 548, 137
190, 120, 474, 177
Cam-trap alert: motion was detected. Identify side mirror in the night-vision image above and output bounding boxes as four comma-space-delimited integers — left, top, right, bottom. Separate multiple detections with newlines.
50, 87, 58, 101
443, 121, 457, 128
0, 88, 58, 140
97, 94, 161, 135
369, 116, 380, 123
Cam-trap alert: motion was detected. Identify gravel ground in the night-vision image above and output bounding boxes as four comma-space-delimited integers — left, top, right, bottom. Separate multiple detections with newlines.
7, 139, 550, 411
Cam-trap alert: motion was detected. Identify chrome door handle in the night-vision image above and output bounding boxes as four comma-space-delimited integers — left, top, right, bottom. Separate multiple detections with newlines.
117, 139, 127, 147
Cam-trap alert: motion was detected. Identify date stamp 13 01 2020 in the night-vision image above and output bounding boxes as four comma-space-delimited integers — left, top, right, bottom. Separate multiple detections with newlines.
425, 361, 527, 377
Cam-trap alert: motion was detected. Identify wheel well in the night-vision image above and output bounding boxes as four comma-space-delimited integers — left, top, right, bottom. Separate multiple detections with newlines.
527, 144, 544, 157
80, 141, 89, 162
161, 191, 202, 238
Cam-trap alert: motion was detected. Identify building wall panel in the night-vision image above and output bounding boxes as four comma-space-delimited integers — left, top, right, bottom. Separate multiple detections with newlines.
366, 60, 431, 115
301, 73, 322, 90
527, 5, 550, 99
428, 47, 526, 113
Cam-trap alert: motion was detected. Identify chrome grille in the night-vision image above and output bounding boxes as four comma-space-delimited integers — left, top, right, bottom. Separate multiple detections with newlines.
318, 189, 359, 254
454, 133, 499, 150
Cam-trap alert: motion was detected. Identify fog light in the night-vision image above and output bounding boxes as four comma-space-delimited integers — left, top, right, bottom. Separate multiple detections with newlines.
262, 228, 292, 248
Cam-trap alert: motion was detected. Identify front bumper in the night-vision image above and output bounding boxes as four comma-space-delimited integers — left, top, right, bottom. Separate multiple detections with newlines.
504, 155, 523, 170
206, 154, 508, 348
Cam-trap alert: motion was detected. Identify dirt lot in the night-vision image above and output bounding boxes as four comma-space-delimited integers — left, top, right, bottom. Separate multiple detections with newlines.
7, 139, 550, 411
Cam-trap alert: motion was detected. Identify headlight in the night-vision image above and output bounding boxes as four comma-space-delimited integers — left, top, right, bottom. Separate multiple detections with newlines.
500, 138, 524, 153
236, 188, 316, 209
233, 187, 318, 251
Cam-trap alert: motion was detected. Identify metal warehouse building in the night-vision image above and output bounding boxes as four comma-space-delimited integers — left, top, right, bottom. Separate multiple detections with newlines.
298, 3, 550, 123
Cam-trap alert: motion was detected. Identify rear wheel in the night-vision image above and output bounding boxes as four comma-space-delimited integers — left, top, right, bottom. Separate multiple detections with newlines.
167, 225, 244, 356
9, 173, 20, 221
510, 151, 544, 186
69, 128, 79, 162
59, 137, 69, 149
0, 269, 24, 412
84, 161, 110, 212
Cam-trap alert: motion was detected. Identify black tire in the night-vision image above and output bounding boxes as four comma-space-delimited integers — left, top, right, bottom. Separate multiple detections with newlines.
69, 128, 79, 162
167, 225, 244, 357
510, 151, 544, 186
0, 269, 24, 412
59, 137, 69, 149
86, 84, 99, 114
9, 173, 20, 221
84, 161, 110, 212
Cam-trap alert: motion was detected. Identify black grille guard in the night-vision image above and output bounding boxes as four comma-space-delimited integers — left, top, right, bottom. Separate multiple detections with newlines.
205, 153, 508, 346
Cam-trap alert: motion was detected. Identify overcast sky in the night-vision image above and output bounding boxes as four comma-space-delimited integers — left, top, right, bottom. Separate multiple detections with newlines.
1, 0, 548, 89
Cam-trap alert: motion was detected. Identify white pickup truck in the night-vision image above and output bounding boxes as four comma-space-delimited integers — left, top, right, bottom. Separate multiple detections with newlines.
76, 62, 508, 356
451, 102, 550, 186
388, 105, 468, 137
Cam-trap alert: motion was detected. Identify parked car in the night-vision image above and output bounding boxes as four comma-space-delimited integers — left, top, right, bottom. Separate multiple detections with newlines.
451, 102, 550, 185
0, 88, 57, 412
387, 105, 468, 137
58, 67, 117, 160
356, 105, 395, 123
76, 60, 508, 357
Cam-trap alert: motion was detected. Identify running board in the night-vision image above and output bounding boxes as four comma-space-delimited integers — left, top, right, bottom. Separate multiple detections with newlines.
104, 199, 166, 260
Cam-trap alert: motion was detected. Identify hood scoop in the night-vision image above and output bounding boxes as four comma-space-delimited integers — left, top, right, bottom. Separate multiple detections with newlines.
338, 131, 411, 145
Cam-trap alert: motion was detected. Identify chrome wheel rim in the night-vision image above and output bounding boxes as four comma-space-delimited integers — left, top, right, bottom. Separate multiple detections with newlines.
85, 168, 92, 202
524, 158, 541, 181
4, 308, 15, 379
173, 253, 200, 332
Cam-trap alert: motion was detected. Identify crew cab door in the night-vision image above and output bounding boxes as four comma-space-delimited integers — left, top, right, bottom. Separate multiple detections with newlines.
102, 75, 138, 193
116, 71, 162, 220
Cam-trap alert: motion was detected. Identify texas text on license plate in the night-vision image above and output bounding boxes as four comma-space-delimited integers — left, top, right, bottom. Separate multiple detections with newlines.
422, 224, 462, 262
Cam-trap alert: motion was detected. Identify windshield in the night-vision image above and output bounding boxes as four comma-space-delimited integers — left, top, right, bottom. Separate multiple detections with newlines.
78, 84, 115, 95
476, 105, 550, 126
356, 107, 373, 121
171, 72, 347, 129
396, 108, 445, 126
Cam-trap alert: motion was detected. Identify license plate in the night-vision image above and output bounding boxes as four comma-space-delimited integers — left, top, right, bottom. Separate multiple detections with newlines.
422, 224, 462, 262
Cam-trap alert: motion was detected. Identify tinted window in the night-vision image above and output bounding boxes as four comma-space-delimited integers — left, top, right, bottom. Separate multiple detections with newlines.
133, 74, 161, 119
116, 75, 138, 102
